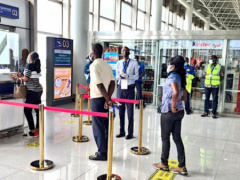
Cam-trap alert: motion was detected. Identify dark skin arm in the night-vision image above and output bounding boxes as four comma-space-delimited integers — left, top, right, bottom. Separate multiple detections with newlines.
181, 89, 187, 101
97, 80, 116, 108
171, 82, 179, 113
139, 70, 145, 79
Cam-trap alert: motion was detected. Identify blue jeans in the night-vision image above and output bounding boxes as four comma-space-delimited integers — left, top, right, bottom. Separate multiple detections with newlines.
91, 97, 109, 157
184, 91, 191, 113
161, 111, 186, 167
204, 87, 219, 115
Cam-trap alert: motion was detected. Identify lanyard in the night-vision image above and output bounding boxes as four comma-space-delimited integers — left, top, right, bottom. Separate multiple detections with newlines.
123, 59, 130, 73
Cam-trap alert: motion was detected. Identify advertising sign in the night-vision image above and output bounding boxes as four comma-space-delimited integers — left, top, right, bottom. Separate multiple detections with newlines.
191, 40, 223, 49
160, 40, 189, 49
54, 68, 72, 99
54, 49, 72, 65
0, 3, 19, 19
104, 52, 118, 78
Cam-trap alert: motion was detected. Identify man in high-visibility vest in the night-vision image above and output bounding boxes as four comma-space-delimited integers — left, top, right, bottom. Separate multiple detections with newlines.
184, 57, 195, 115
201, 55, 224, 118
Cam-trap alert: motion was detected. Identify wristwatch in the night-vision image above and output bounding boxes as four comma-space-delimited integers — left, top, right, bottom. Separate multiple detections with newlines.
171, 107, 176, 110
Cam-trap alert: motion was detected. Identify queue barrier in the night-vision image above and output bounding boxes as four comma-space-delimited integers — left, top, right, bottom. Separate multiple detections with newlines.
77, 84, 149, 155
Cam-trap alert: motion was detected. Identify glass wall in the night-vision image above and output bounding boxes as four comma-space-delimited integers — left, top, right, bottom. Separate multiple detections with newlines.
224, 40, 240, 114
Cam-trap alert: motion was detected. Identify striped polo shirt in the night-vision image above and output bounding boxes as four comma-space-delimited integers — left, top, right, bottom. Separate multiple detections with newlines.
23, 64, 42, 92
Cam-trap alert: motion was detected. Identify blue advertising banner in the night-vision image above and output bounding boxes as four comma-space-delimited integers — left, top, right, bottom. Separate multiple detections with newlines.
0, 3, 19, 19
54, 38, 72, 50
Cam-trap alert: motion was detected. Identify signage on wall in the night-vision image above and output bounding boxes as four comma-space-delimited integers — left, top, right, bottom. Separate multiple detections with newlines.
54, 49, 72, 65
0, 3, 19, 19
192, 40, 223, 49
229, 40, 240, 50
160, 40, 189, 49
54, 38, 72, 50
104, 52, 118, 78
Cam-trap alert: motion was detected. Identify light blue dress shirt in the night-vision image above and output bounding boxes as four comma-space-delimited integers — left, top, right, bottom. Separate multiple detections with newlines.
116, 58, 139, 86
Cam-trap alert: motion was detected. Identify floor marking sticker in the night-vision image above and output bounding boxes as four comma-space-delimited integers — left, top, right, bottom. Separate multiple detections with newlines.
27, 142, 39, 148
148, 160, 179, 180
64, 120, 75, 124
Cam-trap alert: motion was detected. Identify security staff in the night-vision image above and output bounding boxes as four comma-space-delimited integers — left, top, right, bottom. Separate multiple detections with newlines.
184, 57, 194, 115
89, 43, 115, 161
116, 46, 139, 139
201, 55, 224, 119
135, 55, 145, 109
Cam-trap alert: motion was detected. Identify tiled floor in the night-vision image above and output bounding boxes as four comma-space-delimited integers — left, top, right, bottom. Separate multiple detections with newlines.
0, 102, 239, 180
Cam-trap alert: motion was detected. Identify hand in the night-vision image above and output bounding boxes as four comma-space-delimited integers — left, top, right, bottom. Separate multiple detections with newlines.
171, 107, 179, 113
11, 74, 16, 80
104, 100, 118, 109
16, 72, 22, 77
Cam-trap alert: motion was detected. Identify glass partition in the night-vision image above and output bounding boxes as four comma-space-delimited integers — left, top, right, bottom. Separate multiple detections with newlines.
223, 40, 240, 114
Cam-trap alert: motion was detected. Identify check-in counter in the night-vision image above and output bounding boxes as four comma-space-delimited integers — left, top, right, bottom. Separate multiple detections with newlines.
0, 73, 25, 131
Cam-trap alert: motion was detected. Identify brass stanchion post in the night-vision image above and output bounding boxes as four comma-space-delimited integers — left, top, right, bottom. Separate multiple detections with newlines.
30, 104, 54, 170
97, 112, 121, 180
73, 94, 89, 142
83, 95, 92, 125
71, 84, 79, 117
131, 100, 150, 155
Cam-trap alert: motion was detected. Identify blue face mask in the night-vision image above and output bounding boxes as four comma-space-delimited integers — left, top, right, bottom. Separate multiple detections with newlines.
26, 59, 30, 64
184, 62, 188, 66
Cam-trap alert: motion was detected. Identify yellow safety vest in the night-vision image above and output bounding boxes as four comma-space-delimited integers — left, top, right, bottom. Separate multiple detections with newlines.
205, 64, 221, 86
186, 74, 194, 93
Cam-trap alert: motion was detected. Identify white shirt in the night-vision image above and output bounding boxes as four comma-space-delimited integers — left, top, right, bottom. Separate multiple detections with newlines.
116, 59, 139, 86
90, 58, 115, 98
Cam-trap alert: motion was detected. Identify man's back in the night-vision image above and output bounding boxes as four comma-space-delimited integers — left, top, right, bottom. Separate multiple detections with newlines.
90, 58, 114, 98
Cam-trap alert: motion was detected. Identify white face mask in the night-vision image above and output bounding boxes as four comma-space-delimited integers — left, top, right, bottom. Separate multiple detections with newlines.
167, 65, 174, 73
209, 60, 213, 64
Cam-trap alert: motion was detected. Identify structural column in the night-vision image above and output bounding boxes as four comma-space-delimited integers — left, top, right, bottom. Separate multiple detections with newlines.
204, 16, 210, 30
151, 0, 162, 31
185, 0, 194, 30
71, 0, 89, 93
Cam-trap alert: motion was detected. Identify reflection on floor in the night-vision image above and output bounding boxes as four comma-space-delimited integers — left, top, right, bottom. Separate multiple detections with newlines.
0, 102, 239, 180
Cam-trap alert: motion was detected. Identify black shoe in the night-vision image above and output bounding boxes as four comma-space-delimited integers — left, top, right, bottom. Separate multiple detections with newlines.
201, 112, 209, 117
186, 112, 191, 115
212, 114, 218, 119
116, 132, 125, 138
125, 134, 133, 139
89, 153, 107, 161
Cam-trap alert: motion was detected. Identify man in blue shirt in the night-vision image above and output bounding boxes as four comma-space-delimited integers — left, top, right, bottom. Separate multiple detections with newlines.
135, 55, 145, 109
184, 57, 195, 114
116, 46, 139, 139
84, 52, 94, 85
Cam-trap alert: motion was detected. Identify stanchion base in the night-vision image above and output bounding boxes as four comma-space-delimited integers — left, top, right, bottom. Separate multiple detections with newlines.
97, 174, 122, 180
30, 160, 54, 171
71, 114, 79, 117
83, 120, 92, 125
131, 147, 150, 155
72, 135, 89, 142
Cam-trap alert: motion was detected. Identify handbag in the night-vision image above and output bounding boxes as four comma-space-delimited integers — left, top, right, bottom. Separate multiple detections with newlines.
13, 79, 27, 99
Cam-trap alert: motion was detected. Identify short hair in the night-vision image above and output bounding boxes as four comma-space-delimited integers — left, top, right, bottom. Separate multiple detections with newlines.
211, 55, 218, 60
184, 57, 189, 62
92, 43, 103, 57
123, 46, 129, 51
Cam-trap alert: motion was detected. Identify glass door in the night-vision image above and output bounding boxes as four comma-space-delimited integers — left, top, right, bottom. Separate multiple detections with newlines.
190, 40, 224, 111
223, 40, 240, 114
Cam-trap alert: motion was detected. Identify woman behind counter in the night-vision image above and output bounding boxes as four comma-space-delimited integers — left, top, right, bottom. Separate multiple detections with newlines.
15, 49, 29, 75
12, 52, 42, 138
153, 55, 188, 175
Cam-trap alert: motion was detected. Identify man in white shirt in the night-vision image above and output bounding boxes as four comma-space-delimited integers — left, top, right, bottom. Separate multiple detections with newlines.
116, 46, 139, 139
89, 43, 115, 161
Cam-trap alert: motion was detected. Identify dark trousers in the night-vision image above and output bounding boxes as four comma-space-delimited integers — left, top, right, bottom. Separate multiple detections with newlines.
135, 81, 143, 100
24, 90, 42, 131
118, 85, 135, 135
161, 111, 186, 167
204, 87, 219, 115
184, 91, 191, 113
91, 97, 109, 157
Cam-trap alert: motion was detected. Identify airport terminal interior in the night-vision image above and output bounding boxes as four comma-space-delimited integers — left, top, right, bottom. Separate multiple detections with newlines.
1, 0, 240, 179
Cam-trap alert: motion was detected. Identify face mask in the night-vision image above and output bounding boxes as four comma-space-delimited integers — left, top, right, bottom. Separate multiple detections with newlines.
27, 59, 30, 64
167, 65, 174, 73
209, 60, 213, 64
89, 53, 93, 61
184, 62, 188, 66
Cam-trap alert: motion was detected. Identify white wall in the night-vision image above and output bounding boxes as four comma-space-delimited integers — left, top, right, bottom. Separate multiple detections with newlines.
0, 0, 30, 57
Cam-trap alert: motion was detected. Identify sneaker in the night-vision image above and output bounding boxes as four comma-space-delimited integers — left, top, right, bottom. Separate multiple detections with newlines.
23, 131, 39, 138
171, 167, 188, 175
201, 112, 209, 117
212, 114, 218, 119
152, 163, 169, 171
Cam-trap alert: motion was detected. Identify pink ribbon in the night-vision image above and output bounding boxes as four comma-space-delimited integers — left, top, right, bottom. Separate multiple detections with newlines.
0, 100, 39, 109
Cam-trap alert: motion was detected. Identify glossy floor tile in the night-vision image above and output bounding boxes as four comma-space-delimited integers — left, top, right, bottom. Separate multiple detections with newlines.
0, 102, 240, 180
